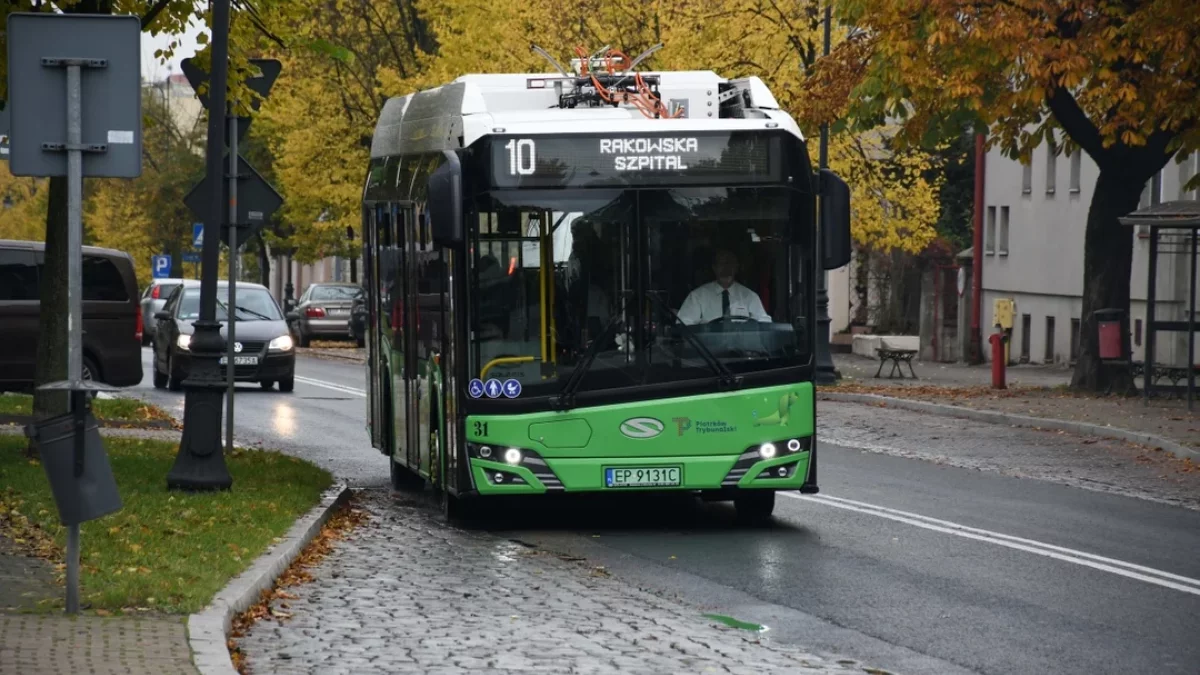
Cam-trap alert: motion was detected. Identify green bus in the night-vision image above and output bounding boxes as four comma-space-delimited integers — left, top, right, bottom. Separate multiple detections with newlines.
361, 66, 850, 521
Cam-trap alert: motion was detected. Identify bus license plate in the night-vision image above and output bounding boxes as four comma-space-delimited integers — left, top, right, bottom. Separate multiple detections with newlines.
219, 356, 259, 366
605, 466, 681, 488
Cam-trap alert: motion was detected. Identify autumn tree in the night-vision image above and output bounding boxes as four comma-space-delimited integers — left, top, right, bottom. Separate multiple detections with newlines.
87, 79, 206, 283
0, 0, 294, 429
264, 0, 942, 268
820, 0, 1200, 391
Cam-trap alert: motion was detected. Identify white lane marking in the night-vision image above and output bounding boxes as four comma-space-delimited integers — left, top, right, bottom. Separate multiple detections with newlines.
293, 375, 367, 397
782, 492, 1200, 597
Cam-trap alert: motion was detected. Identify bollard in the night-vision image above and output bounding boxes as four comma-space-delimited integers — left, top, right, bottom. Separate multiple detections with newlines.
989, 328, 1007, 389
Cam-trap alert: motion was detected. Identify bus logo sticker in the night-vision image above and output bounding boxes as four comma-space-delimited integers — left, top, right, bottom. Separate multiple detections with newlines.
619, 417, 665, 439
468, 379, 485, 399
502, 379, 522, 398
484, 379, 503, 399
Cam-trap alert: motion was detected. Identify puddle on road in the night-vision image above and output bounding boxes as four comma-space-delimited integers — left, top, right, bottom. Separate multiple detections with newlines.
702, 613, 768, 633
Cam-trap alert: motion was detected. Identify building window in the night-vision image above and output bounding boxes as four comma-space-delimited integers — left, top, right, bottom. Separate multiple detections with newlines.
986, 206, 996, 254
1182, 152, 1198, 201
1070, 318, 1080, 363
1021, 160, 1032, 195
998, 206, 1010, 255
1134, 318, 1143, 347
1021, 314, 1031, 363
1046, 145, 1057, 195
1070, 149, 1082, 193
1151, 170, 1162, 206
1044, 316, 1056, 364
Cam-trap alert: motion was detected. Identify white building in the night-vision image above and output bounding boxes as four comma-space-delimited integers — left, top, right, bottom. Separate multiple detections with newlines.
981, 141, 1199, 366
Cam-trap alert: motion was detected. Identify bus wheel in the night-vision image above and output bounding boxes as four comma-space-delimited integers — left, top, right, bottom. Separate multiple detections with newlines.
441, 490, 473, 523
390, 458, 424, 491
734, 490, 775, 525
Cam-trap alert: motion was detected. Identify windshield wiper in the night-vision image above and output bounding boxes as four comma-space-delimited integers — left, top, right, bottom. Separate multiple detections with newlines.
551, 308, 626, 411
644, 291, 741, 389
218, 299, 272, 321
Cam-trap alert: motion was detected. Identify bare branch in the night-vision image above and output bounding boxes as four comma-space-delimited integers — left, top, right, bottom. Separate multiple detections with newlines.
139, 0, 172, 30
1045, 87, 1107, 165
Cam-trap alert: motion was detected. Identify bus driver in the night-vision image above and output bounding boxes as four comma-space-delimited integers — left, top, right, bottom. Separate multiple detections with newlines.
677, 249, 771, 325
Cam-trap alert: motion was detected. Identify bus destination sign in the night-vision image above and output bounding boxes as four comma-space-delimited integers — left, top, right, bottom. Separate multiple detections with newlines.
488, 132, 782, 188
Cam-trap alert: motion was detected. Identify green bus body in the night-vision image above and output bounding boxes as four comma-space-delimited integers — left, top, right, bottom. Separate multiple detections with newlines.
466, 383, 814, 495
361, 75, 851, 517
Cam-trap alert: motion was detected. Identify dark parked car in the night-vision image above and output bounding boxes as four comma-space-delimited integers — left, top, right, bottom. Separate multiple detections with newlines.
151, 280, 295, 392
291, 282, 363, 346
347, 292, 367, 347
0, 239, 144, 393
139, 277, 184, 346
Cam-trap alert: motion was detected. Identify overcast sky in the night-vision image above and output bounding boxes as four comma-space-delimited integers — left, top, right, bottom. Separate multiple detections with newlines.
140, 21, 205, 82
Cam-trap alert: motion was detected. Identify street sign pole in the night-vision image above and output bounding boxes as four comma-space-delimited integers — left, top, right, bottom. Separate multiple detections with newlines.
63, 61, 84, 616
8, 13, 137, 615
169, 0, 234, 492
226, 114, 237, 453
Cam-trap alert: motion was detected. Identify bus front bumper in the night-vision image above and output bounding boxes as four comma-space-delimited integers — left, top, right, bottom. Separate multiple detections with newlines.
469, 450, 811, 496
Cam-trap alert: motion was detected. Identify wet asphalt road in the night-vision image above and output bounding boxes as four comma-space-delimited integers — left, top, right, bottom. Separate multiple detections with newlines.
128, 347, 1200, 675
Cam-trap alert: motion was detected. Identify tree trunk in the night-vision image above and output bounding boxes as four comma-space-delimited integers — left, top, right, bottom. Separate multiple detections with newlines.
29, 176, 70, 456
1070, 169, 1143, 393
257, 233, 271, 286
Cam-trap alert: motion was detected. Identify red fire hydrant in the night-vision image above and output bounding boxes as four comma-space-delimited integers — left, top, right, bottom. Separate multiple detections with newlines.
989, 328, 1007, 389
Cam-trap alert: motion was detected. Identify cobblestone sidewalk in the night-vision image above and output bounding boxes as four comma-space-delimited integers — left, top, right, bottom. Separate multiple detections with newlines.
832, 354, 1199, 452
237, 490, 880, 674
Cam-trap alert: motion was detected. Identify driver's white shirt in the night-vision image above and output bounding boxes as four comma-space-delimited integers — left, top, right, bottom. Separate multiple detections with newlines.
677, 281, 771, 325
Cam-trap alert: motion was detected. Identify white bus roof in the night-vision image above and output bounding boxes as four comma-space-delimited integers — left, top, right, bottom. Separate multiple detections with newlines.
369, 71, 802, 160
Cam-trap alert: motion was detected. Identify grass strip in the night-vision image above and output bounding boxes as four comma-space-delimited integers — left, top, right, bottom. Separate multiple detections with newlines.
0, 393, 175, 426
0, 434, 332, 614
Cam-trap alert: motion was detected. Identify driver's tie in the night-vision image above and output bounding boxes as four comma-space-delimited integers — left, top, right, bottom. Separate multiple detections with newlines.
722, 289, 730, 317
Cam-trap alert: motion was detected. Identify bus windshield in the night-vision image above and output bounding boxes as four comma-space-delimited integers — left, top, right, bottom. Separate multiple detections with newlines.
469, 187, 813, 399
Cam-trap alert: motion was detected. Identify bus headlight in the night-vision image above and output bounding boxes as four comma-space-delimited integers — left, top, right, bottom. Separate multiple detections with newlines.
504, 448, 522, 465
478, 446, 493, 459
787, 438, 802, 453
758, 442, 777, 459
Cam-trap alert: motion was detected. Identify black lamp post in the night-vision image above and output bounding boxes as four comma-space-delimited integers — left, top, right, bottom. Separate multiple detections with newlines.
167, 0, 233, 491
814, 1, 839, 385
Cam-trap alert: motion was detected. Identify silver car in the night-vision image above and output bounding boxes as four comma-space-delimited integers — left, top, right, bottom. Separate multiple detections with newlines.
290, 282, 363, 347
139, 277, 185, 345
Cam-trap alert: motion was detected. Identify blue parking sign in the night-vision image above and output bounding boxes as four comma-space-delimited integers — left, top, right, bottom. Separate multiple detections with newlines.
151, 255, 172, 279
192, 222, 204, 248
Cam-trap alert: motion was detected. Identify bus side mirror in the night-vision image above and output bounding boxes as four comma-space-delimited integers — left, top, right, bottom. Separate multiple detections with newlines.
820, 169, 852, 270
428, 151, 464, 246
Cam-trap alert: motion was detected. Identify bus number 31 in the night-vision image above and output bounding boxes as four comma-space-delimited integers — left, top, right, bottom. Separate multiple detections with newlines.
505, 139, 536, 175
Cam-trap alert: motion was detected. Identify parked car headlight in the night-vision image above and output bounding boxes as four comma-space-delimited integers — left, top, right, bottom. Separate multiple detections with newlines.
176, 334, 191, 351
269, 335, 294, 352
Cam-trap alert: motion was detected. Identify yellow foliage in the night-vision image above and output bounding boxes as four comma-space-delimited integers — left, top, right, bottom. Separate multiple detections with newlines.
0, 164, 47, 242
261, 0, 942, 256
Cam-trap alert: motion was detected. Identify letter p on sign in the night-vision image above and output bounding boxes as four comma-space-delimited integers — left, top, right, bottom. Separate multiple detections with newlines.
152, 255, 172, 279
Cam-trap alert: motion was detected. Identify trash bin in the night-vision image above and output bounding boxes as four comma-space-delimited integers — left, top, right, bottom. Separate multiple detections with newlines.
1094, 308, 1125, 361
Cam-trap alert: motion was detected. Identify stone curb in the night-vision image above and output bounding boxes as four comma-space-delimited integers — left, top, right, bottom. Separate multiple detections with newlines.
187, 483, 351, 675
297, 348, 365, 364
819, 392, 1200, 462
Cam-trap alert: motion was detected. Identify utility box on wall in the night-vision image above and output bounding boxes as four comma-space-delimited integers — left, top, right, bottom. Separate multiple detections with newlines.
993, 298, 1015, 364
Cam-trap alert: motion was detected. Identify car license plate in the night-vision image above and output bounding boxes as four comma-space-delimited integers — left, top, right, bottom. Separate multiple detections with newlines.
604, 466, 681, 488
329, 308, 349, 316
219, 356, 259, 365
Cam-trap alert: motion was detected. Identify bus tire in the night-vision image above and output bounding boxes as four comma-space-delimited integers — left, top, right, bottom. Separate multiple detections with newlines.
734, 490, 775, 525
442, 489, 473, 522
390, 458, 424, 491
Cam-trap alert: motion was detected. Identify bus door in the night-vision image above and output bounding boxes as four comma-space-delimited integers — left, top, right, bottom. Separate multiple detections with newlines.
400, 205, 421, 474
364, 204, 385, 449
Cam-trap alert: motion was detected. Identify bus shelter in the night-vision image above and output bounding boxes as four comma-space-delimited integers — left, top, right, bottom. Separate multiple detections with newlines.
1119, 200, 1199, 411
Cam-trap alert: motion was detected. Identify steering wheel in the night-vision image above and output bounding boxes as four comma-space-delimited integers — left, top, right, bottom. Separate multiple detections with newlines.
705, 315, 752, 325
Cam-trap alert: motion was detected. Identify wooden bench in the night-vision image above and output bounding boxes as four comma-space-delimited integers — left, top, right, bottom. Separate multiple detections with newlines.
875, 347, 918, 379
